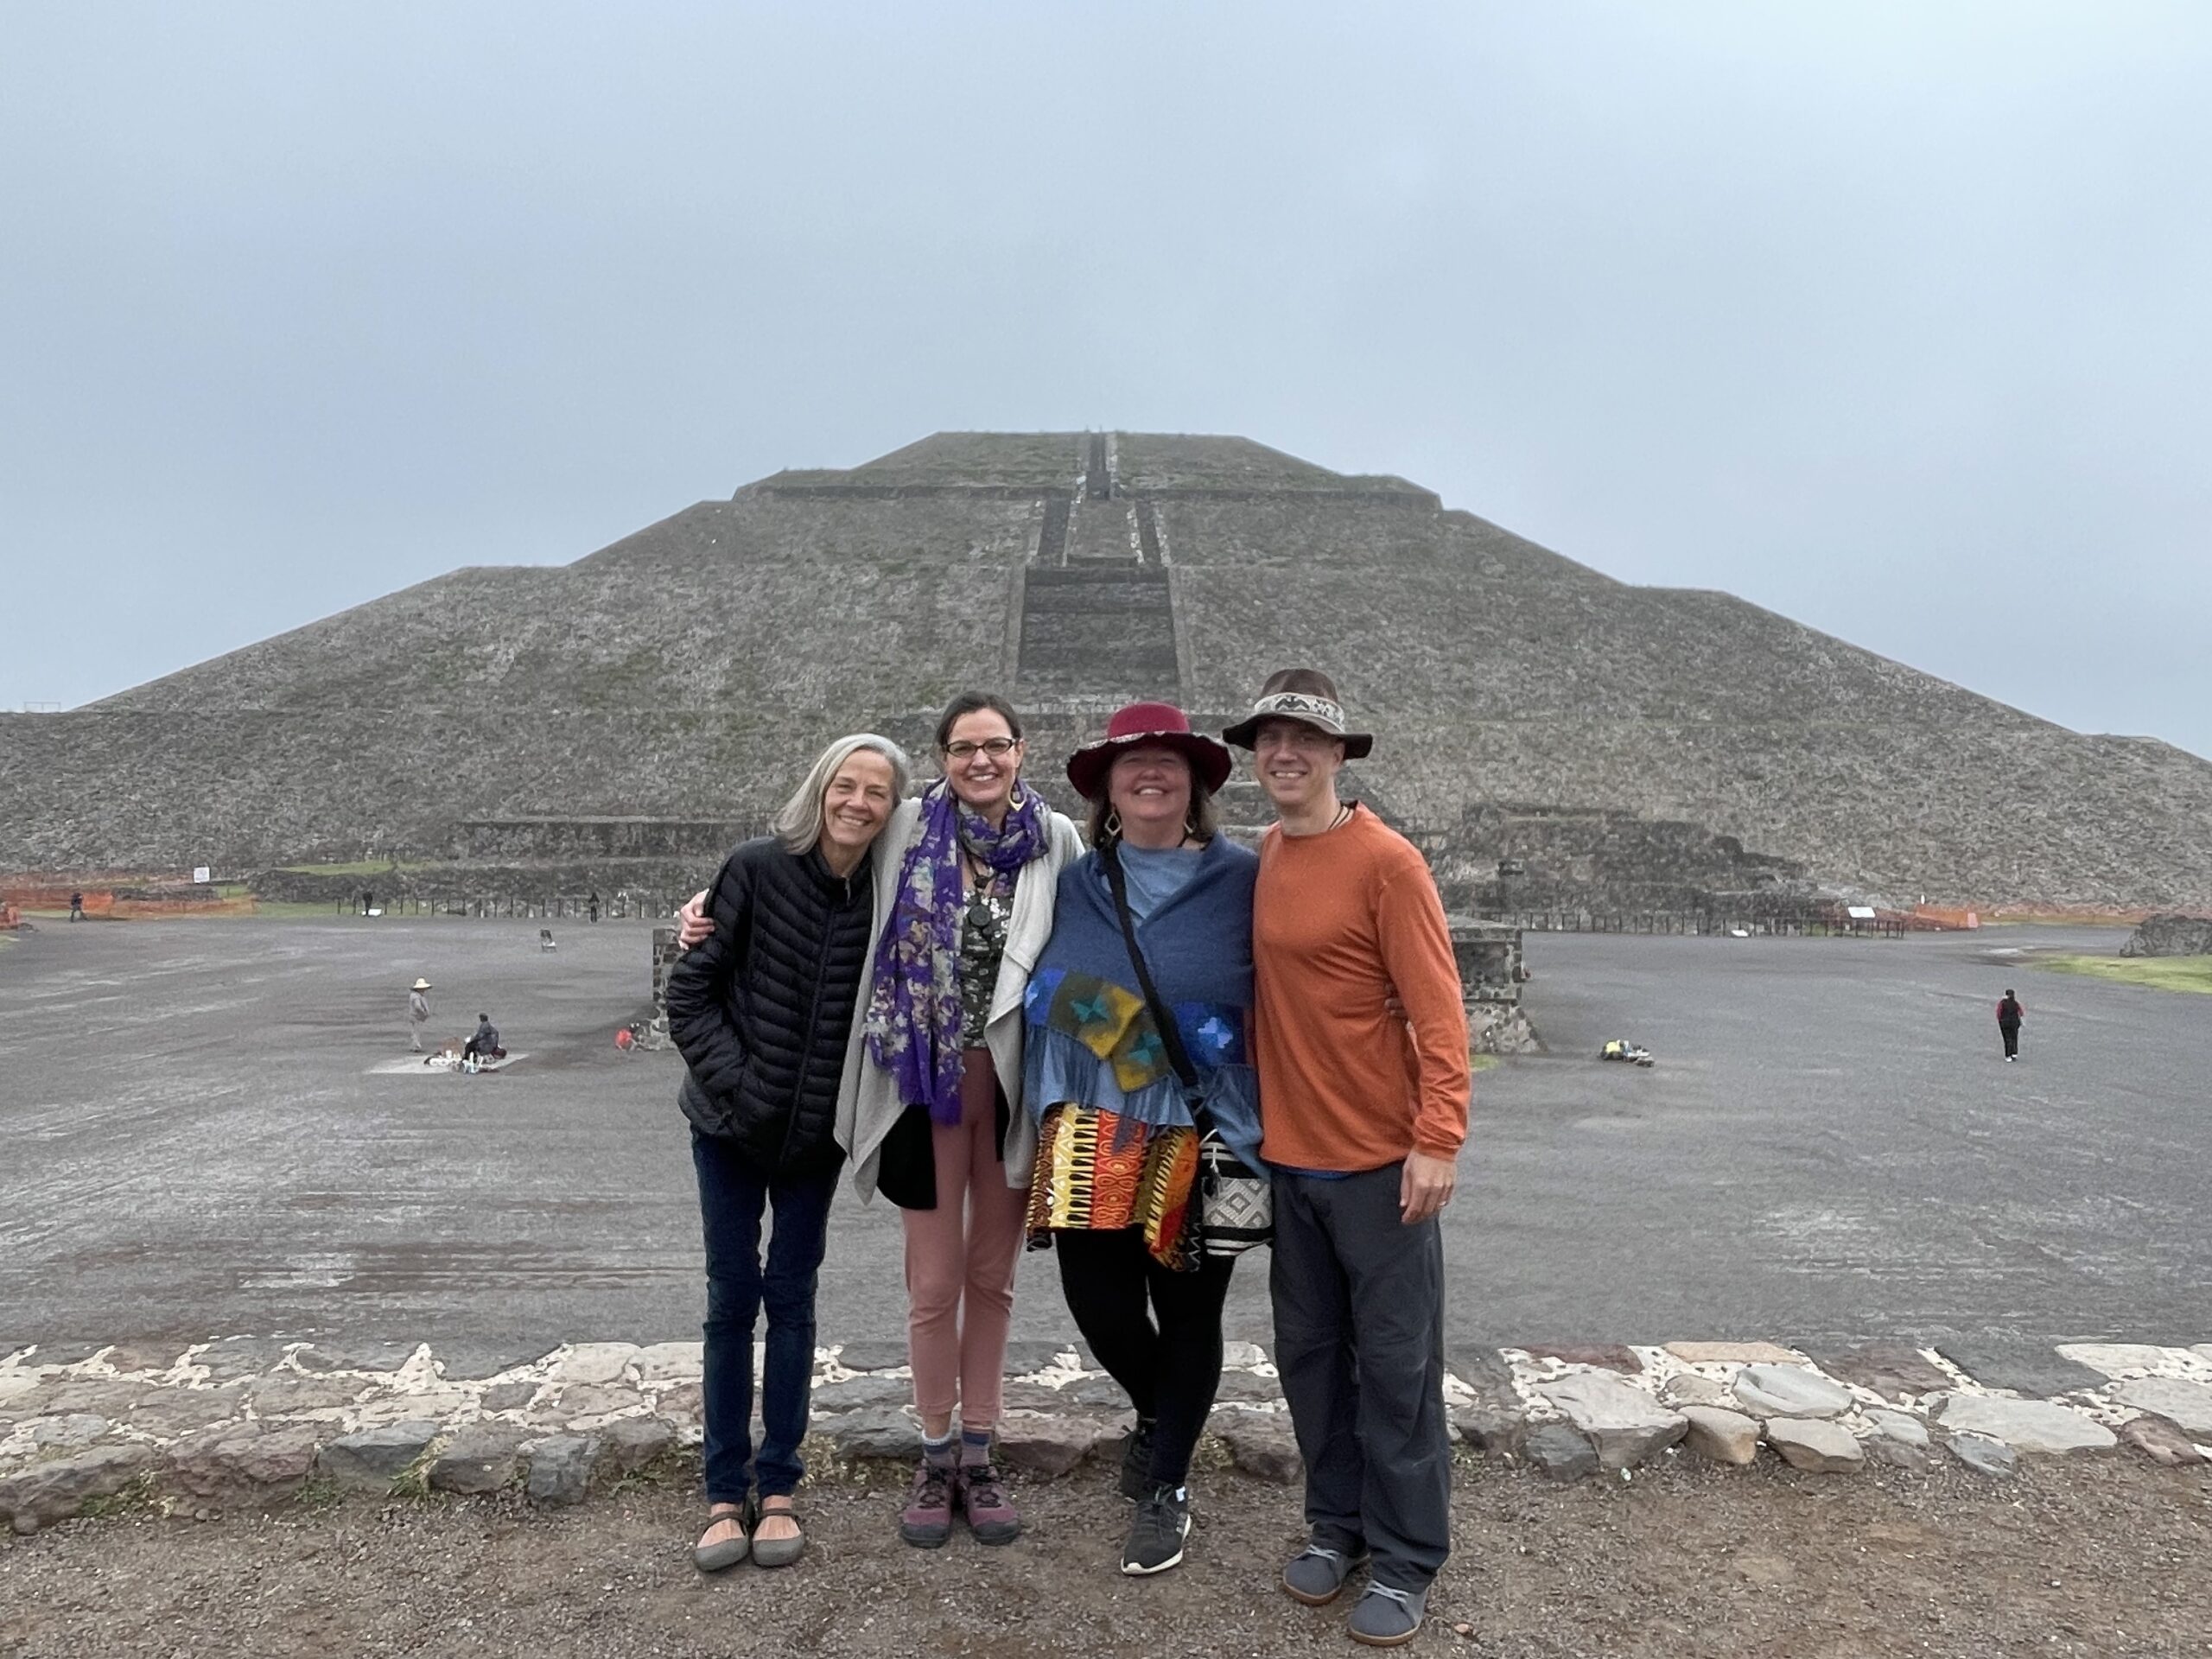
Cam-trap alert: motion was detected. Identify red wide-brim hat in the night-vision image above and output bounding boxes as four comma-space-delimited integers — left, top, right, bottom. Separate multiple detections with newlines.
1065, 702, 1236, 800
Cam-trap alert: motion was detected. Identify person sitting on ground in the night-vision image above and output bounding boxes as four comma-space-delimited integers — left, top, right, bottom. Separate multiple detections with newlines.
462, 1013, 502, 1063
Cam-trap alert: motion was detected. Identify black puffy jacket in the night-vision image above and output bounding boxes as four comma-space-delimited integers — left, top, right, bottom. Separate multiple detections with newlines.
666, 836, 875, 1177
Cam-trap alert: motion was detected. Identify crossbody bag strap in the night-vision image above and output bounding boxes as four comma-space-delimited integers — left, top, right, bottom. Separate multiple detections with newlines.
1098, 842, 1201, 1096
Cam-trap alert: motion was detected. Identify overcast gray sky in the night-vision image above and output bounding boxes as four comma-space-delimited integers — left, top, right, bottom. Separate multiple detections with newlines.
5, 2, 2208, 757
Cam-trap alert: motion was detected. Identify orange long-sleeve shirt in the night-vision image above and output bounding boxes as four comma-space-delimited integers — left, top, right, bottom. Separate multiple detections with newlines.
1251, 804, 1471, 1172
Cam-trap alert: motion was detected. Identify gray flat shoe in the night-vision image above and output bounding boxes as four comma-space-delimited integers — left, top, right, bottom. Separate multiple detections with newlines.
693, 1505, 749, 1573
750, 1497, 806, 1568
1282, 1540, 1370, 1605
1348, 1582, 1428, 1647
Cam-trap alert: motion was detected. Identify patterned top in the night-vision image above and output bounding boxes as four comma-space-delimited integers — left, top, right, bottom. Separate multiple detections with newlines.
957, 880, 1012, 1046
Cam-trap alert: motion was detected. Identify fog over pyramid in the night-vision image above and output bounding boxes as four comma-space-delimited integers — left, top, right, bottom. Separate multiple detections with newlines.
5, 430, 2209, 909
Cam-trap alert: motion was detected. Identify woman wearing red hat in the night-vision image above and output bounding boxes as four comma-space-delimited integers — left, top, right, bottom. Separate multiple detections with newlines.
1021, 701, 1264, 1576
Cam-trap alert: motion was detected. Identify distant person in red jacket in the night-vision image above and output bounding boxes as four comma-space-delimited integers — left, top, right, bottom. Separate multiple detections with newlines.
1997, 990, 2023, 1061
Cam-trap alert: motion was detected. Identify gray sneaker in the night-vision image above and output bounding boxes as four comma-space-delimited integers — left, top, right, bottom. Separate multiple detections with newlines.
1281, 1539, 1370, 1605
1348, 1582, 1428, 1648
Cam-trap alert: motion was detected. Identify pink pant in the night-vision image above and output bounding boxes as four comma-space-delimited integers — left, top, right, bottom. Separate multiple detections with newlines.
903, 1047, 1030, 1430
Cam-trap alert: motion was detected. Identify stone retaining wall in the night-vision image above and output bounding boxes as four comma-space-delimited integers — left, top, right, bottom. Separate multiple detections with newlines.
4, 1334, 2203, 1532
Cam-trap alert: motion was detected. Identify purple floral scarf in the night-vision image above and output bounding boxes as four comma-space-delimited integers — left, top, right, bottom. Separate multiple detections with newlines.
866, 779, 1050, 1123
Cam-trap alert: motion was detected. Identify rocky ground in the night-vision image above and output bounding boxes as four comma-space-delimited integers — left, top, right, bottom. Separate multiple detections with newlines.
4, 1452, 2210, 1658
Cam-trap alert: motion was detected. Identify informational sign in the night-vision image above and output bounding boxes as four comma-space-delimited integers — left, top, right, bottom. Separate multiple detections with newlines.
1846, 905, 1878, 920
193, 867, 211, 884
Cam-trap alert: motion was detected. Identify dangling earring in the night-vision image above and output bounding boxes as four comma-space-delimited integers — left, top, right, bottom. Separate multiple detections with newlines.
1103, 808, 1122, 839
1185, 806, 1201, 837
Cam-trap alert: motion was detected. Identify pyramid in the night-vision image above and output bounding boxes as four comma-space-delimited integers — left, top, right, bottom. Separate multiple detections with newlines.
3, 430, 2209, 909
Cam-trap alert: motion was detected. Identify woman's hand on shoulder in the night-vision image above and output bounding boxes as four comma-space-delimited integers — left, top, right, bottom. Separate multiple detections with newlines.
676, 887, 712, 950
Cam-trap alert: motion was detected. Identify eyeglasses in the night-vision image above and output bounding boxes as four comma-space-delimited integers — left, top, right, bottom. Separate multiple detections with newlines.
943, 737, 1020, 760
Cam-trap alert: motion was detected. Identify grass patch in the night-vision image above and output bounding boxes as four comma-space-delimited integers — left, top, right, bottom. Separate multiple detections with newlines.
79, 1474, 158, 1519
2037, 954, 2212, 995
1470, 1053, 1502, 1073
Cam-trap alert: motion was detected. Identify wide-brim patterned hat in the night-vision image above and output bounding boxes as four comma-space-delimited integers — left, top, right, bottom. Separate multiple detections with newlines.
1065, 702, 1236, 799
1220, 668, 1375, 759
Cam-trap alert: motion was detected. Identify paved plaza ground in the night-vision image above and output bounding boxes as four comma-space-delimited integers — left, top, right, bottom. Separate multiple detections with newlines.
3, 914, 2206, 1364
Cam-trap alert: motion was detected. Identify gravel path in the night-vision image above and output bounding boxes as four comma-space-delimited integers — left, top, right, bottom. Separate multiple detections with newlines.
4, 1454, 2208, 1658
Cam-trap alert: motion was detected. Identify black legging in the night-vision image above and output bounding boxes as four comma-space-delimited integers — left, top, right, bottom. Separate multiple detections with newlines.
1054, 1228, 1236, 1487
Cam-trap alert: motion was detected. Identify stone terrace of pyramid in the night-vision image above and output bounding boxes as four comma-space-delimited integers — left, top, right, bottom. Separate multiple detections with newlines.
3, 431, 2209, 910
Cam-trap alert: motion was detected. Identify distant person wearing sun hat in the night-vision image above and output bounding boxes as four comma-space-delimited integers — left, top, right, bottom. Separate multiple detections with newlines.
408, 978, 432, 1053
1224, 667, 1469, 1649
1021, 700, 1262, 1575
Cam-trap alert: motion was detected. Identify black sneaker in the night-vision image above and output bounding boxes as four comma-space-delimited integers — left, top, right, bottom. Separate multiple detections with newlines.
1120, 1482, 1192, 1576
1117, 1417, 1158, 1500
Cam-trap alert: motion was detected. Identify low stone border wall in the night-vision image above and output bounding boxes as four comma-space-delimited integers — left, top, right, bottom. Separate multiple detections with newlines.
3, 1335, 2206, 1532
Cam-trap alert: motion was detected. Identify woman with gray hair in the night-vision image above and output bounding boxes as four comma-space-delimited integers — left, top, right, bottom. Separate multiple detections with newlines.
664, 733, 910, 1573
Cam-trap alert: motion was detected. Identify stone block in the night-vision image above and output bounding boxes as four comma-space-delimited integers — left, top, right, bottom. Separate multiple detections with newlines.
1535, 1373, 1686, 1471
1936, 1395, 2116, 1455
296, 1340, 428, 1376
996, 1412, 1104, 1476
524, 1434, 605, 1506
1732, 1365, 1852, 1420
539, 1383, 646, 1424
1449, 1402, 1527, 1455
1522, 1422, 1599, 1481
1807, 1344, 1955, 1401
631, 1342, 703, 1382
1865, 1408, 1929, 1450
240, 1375, 361, 1416
600, 1415, 677, 1477
1936, 1343, 2105, 1399
315, 1420, 441, 1492
1679, 1407, 1760, 1466
826, 1408, 923, 1462
24, 1414, 113, 1449
124, 1385, 250, 1436
194, 1338, 291, 1383
2053, 1343, 2194, 1378
1663, 1342, 1800, 1366
2111, 1378, 2212, 1439
810, 1374, 914, 1413
1766, 1418, 1862, 1472
0, 1443, 153, 1525
2117, 1414, 2205, 1467
479, 1382, 540, 1414
1658, 1375, 1731, 1409
1947, 1432, 2018, 1478
831, 1342, 910, 1373
1211, 1410, 1301, 1484
551, 1344, 639, 1386
1213, 1370, 1286, 1404
162, 1424, 322, 1501
1521, 1344, 1641, 1375
428, 1426, 527, 1495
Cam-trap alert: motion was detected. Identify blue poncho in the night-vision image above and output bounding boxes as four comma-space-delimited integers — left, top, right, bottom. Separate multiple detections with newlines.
1021, 836, 1262, 1171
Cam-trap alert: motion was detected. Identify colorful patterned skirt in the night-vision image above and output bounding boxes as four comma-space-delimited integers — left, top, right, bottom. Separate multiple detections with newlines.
1025, 1103, 1201, 1270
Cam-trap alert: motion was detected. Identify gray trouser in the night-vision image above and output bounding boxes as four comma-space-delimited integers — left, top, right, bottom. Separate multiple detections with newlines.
1269, 1163, 1451, 1589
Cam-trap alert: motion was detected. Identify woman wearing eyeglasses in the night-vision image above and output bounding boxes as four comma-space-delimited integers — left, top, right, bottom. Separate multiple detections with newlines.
682, 690, 1082, 1548
850, 691, 1083, 1548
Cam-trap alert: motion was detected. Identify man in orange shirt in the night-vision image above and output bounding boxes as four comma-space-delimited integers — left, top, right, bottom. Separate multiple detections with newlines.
1224, 669, 1469, 1649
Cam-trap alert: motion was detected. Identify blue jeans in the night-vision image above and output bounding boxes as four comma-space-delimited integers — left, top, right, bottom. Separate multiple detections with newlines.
691, 1128, 837, 1503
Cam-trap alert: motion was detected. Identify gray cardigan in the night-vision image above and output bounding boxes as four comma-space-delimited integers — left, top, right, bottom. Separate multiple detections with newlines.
835, 795, 1085, 1200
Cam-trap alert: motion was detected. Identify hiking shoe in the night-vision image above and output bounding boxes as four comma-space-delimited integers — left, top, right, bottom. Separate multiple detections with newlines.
1117, 1417, 1159, 1500
1281, 1539, 1370, 1605
957, 1460, 1022, 1546
899, 1459, 954, 1548
1119, 1482, 1192, 1575
1348, 1582, 1428, 1647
